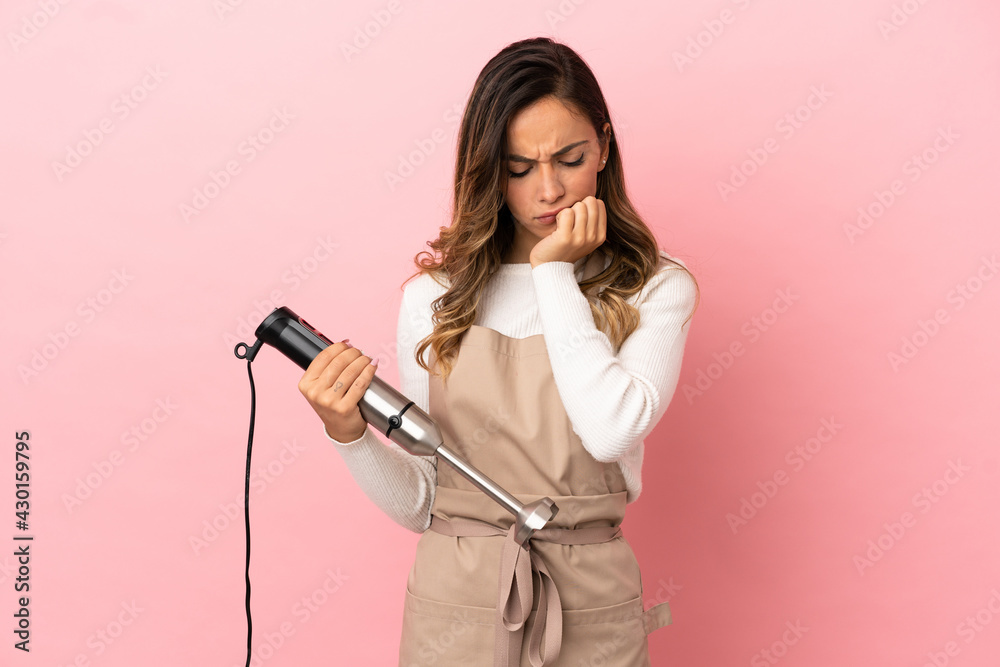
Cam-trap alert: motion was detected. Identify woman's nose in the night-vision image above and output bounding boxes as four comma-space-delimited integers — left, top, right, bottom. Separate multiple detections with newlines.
537, 163, 564, 201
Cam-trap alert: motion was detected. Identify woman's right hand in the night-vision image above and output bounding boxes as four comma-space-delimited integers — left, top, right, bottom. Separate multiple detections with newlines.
298, 339, 379, 443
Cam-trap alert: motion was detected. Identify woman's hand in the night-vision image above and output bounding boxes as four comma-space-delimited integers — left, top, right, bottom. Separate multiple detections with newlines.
529, 195, 606, 268
298, 340, 378, 443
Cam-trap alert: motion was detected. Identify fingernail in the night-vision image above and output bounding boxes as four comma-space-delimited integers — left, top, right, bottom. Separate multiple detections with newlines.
370, 357, 379, 367
340, 338, 350, 344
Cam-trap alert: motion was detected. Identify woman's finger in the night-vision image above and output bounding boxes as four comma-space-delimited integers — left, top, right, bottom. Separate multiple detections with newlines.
300, 340, 351, 385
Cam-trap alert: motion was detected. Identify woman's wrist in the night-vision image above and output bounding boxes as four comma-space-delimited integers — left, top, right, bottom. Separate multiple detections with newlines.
324, 423, 368, 445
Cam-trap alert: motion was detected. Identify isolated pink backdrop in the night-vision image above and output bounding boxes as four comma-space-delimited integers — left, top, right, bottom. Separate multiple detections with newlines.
2, 1, 999, 665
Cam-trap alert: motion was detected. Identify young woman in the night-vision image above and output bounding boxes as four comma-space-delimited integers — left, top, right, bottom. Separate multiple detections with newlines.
298, 36, 700, 667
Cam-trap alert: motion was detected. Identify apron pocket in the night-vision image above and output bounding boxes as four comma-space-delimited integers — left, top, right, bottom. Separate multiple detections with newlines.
541, 595, 652, 667
401, 589, 660, 667
399, 587, 496, 667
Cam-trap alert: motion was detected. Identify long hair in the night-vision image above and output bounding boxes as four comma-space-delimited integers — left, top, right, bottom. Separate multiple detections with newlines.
403, 37, 700, 384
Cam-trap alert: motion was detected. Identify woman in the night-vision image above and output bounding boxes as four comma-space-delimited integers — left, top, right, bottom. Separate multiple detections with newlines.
298, 36, 699, 666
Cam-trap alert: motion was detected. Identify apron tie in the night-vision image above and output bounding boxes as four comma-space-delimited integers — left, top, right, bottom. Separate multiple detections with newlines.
429, 515, 623, 666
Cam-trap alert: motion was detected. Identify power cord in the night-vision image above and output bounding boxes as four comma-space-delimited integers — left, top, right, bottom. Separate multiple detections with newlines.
234, 340, 263, 667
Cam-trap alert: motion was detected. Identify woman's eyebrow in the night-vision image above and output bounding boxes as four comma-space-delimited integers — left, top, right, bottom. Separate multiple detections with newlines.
506, 140, 589, 163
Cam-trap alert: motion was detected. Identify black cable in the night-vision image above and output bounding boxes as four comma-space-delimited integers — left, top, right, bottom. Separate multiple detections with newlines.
243, 358, 256, 667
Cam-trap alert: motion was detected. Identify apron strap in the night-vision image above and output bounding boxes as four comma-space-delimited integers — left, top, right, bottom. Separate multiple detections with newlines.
641, 600, 672, 636
428, 515, 622, 667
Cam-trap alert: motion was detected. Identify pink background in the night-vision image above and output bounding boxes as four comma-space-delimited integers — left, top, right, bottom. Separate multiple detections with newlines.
3, 1, 999, 665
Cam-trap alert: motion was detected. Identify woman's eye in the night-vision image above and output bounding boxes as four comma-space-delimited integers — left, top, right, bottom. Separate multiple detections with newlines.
507, 155, 585, 178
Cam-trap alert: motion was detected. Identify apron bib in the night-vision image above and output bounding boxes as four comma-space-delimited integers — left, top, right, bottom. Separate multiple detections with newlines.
399, 256, 670, 666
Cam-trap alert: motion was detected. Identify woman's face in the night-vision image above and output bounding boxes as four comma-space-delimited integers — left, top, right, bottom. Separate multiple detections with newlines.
502, 96, 610, 259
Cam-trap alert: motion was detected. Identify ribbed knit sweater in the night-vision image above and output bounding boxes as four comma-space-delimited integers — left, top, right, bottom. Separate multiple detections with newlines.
324, 250, 697, 533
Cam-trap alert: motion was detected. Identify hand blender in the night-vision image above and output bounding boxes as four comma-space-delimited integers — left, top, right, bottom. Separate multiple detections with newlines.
234, 306, 558, 545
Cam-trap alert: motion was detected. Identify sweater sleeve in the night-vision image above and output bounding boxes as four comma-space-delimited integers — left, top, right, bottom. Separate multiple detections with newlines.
530, 253, 697, 463
322, 283, 437, 533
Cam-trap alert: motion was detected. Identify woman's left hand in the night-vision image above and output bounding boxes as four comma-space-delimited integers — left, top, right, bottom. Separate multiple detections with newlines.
529, 195, 606, 268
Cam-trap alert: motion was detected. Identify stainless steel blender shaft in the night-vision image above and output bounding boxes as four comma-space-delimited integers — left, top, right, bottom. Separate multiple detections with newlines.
359, 375, 559, 545
249, 306, 560, 545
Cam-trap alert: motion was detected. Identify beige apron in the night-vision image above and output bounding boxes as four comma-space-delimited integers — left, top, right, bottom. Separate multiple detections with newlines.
399, 256, 671, 667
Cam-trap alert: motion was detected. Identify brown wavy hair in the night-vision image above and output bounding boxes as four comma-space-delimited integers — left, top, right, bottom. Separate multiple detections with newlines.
402, 37, 700, 384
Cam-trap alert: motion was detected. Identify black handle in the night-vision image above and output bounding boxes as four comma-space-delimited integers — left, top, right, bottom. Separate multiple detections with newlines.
254, 306, 336, 370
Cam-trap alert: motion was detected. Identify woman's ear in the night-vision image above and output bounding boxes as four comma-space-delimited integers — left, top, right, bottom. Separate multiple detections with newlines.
600, 122, 611, 165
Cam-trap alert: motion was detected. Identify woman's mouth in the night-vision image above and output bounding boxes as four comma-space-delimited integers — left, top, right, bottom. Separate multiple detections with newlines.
536, 207, 565, 224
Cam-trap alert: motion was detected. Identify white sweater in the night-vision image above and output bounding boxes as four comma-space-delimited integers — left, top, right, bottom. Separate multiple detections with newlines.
324, 250, 697, 533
